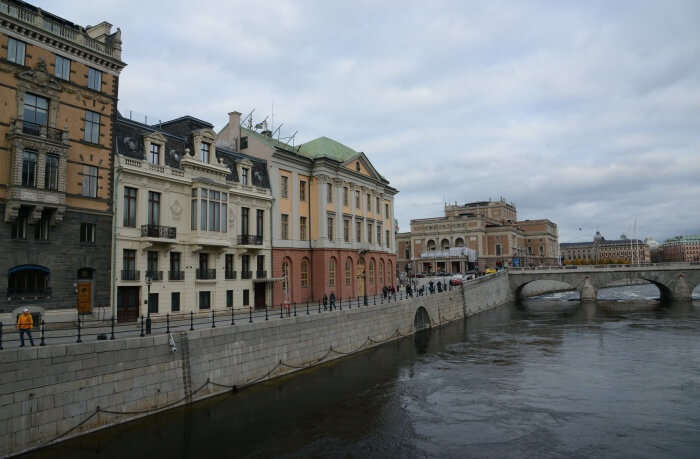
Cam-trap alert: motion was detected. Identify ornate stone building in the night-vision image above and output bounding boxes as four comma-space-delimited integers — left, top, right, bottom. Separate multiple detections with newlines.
397, 199, 559, 274
113, 114, 272, 321
560, 231, 650, 264
217, 112, 398, 305
660, 235, 700, 263
0, 1, 125, 317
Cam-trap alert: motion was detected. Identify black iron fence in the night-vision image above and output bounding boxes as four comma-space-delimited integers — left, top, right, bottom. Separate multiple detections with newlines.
196, 269, 216, 280
0, 282, 460, 350
141, 224, 176, 239
237, 234, 263, 245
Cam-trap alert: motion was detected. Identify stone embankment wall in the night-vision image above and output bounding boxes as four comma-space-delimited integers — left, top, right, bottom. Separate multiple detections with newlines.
0, 274, 510, 457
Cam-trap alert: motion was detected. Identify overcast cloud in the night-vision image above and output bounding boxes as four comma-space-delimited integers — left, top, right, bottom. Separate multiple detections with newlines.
38, 1, 700, 242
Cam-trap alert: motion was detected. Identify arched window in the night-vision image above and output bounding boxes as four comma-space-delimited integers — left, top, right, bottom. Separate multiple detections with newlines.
369, 259, 375, 284
300, 258, 309, 288
427, 240, 436, 251
441, 238, 450, 250
455, 237, 464, 247
329, 257, 336, 287
379, 260, 384, 286
387, 260, 393, 284
8, 265, 50, 297
345, 258, 352, 286
282, 259, 291, 298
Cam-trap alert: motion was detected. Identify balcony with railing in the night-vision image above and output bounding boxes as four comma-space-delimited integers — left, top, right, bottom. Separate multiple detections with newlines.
241, 271, 253, 280
145, 270, 163, 282
225, 270, 237, 280
196, 269, 216, 280
256, 270, 267, 279
237, 234, 263, 246
9, 119, 67, 144
121, 270, 140, 281
141, 224, 177, 239
168, 271, 185, 281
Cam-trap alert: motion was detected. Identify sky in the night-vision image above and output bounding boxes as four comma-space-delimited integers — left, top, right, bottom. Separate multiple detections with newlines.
37, 1, 700, 243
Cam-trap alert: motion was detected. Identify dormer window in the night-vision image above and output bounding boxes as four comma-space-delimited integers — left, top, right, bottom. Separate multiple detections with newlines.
201, 142, 210, 163
356, 162, 360, 172
149, 143, 160, 165
241, 167, 249, 185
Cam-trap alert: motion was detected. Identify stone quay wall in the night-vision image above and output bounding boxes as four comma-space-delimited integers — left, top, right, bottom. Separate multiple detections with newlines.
0, 273, 510, 457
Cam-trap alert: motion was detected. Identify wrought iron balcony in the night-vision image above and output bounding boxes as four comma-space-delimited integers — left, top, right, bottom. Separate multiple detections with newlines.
141, 224, 176, 239
121, 270, 140, 281
196, 269, 216, 280
145, 270, 163, 281
256, 270, 267, 279
7, 287, 52, 298
12, 119, 66, 142
241, 271, 252, 279
168, 270, 185, 281
225, 270, 237, 280
237, 234, 263, 245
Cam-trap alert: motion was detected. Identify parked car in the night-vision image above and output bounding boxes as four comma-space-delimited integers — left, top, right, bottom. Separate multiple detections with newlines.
485, 268, 497, 274
449, 276, 463, 286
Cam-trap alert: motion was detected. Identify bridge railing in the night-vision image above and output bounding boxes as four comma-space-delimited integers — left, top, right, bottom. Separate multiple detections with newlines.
508, 262, 696, 272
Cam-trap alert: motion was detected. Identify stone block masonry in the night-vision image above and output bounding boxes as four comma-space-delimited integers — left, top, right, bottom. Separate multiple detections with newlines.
0, 273, 510, 457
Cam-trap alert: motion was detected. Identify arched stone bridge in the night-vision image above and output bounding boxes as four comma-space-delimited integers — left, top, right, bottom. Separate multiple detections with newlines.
508, 263, 700, 302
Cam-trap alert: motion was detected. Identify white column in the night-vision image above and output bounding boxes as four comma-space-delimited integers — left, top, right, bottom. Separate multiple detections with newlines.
291, 171, 299, 240
317, 176, 327, 241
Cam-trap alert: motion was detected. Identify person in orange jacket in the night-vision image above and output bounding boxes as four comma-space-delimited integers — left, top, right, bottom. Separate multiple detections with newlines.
17, 308, 34, 347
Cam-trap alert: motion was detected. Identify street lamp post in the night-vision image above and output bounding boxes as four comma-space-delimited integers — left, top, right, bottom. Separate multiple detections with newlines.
145, 273, 152, 335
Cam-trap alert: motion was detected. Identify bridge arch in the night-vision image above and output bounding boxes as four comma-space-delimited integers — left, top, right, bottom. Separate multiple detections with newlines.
514, 279, 578, 301
414, 306, 431, 331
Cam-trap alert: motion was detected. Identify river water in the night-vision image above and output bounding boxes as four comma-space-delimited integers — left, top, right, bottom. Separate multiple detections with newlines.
25, 285, 700, 458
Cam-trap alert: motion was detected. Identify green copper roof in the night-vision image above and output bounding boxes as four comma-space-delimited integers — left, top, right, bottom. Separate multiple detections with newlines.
297, 136, 359, 162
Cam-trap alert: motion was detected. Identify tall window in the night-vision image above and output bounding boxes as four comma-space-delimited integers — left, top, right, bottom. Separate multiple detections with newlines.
88, 67, 102, 91
256, 209, 264, 237
299, 180, 306, 201
368, 223, 373, 243
281, 214, 289, 240
84, 111, 100, 144
149, 143, 160, 165
123, 249, 136, 272
197, 188, 225, 232
345, 258, 352, 286
376, 197, 380, 213
23, 93, 48, 132
256, 255, 264, 274
209, 190, 220, 232
242, 289, 250, 306
82, 165, 98, 197
7, 38, 25, 65
385, 203, 389, 218
496, 244, 502, 256
280, 176, 288, 198
147, 251, 158, 276
343, 219, 350, 242
241, 207, 249, 235
225, 254, 234, 278
54, 55, 70, 80
300, 216, 307, 240
11, 210, 28, 240
170, 252, 181, 278
356, 220, 362, 242
171, 292, 180, 312
327, 183, 333, 203
80, 223, 96, 243
301, 259, 309, 287
367, 193, 371, 210
45, 154, 59, 190
21, 150, 37, 187
369, 259, 375, 284
329, 258, 336, 287
282, 261, 290, 296
241, 254, 250, 275
200, 142, 210, 163
34, 211, 49, 241
241, 167, 248, 185
343, 187, 349, 206
124, 187, 137, 227
386, 230, 390, 248
226, 290, 233, 308
377, 225, 381, 246
191, 189, 197, 230
379, 262, 384, 285
355, 191, 360, 208
199, 291, 211, 310
148, 191, 160, 225
327, 216, 334, 241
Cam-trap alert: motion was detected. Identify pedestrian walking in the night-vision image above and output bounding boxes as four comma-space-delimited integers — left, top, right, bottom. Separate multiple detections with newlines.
17, 308, 34, 347
323, 294, 328, 311
330, 292, 336, 309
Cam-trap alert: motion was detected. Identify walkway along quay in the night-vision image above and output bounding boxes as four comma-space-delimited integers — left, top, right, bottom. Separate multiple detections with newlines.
0, 272, 511, 457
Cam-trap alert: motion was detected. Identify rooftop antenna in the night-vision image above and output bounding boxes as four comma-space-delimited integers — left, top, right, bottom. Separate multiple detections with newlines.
281, 131, 298, 146
254, 116, 269, 131
272, 123, 283, 139
241, 109, 255, 129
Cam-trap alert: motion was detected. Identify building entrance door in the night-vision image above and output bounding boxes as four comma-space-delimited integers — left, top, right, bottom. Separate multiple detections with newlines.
117, 286, 139, 323
254, 283, 266, 309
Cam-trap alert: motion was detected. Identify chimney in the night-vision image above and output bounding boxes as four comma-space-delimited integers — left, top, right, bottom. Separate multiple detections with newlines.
227, 111, 242, 149
228, 111, 241, 129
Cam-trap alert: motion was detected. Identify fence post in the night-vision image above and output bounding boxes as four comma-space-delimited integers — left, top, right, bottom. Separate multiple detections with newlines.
306, 302, 309, 315
77, 314, 82, 343
212, 309, 216, 328
265, 306, 268, 321
110, 316, 115, 340
232, 307, 236, 325
0, 322, 3, 350
40, 320, 45, 346
190, 311, 194, 331
294, 303, 297, 317
280, 304, 283, 319
374, 295, 376, 305
318, 301, 321, 313
140, 315, 144, 337
249, 307, 252, 323
166, 313, 170, 334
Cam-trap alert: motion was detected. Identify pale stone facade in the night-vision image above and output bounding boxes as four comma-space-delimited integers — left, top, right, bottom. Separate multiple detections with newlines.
660, 235, 700, 263
560, 231, 650, 264
397, 199, 559, 274
114, 115, 272, 321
